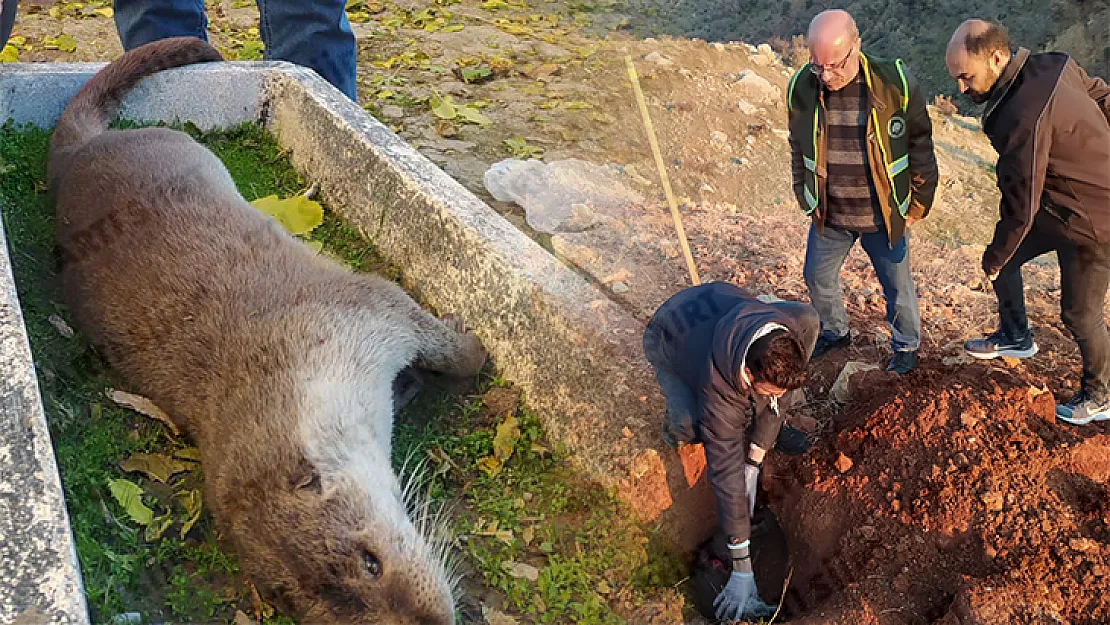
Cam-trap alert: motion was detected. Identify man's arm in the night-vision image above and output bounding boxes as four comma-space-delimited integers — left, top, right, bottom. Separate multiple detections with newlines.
1071, 57, 1110, 125
699, 380, 754, 561
903, 64, 939, 220
786, 74, 809, 213
982, 99, 1056, 275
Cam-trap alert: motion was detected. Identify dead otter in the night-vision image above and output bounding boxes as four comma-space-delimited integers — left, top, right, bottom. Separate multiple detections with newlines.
48, 37, 487, 623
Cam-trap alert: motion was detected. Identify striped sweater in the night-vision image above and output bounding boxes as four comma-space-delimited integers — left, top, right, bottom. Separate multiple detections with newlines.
823, 75, 884, 233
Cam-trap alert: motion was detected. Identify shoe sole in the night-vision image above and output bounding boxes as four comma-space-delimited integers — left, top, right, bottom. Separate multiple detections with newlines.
1056, 412, 1110, 425
1055, 406, 1110, 425
965, 343, 1039, 360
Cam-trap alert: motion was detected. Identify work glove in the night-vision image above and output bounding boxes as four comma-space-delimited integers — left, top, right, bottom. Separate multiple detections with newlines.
713, 570, 776, 622
743, 462, 760, 518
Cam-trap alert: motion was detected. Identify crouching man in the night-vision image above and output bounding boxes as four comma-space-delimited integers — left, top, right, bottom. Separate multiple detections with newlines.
642, 282, 818, 621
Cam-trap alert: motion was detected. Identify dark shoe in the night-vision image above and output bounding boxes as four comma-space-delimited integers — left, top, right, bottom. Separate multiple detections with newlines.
1056, 390, 1110, 425
661, 420, 679, 450
774, 425, 811, 455
964, 329, 1038, 360
811, 332, 851, 360
886, 350, 918, 374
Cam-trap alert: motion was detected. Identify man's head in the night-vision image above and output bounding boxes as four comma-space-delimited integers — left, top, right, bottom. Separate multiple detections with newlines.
946, 19, 1012, 104
807, 9, 862, 91
744, 330, 807, 398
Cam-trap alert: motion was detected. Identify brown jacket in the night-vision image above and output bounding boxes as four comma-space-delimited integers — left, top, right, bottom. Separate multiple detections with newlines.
788, 53, 939, 245
981, 47, 1110, 274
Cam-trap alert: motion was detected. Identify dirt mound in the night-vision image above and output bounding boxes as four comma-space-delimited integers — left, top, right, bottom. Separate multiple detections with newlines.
761, 362, 1110, 625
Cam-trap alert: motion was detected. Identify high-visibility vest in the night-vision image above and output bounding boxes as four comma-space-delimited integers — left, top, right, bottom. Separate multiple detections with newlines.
787, 53, 913, 222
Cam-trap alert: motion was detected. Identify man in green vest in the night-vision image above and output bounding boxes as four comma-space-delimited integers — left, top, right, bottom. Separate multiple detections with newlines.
787, 9, 939, 374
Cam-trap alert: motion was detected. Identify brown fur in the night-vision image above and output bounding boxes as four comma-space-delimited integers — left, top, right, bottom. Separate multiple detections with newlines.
49, 38, 486, 623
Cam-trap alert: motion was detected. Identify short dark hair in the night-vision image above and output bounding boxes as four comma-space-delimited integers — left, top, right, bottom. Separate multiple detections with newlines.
747, 330, 807, 391
965, 22, 1011, 58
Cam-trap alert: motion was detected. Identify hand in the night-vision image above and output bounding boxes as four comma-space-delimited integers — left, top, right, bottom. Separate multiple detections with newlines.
713, 571, 776, 622
904, 216, 920, 227
743, 463, 760, 518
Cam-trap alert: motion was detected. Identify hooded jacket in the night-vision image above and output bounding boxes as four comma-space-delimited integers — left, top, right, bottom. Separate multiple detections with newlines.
645, 282, 814, 544
980, 47, 1110, 274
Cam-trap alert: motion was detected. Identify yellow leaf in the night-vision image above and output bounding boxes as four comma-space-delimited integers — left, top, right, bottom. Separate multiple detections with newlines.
173, 447, 203, 462
45, 34, 78, 53
250, 195, 324, 235
429, 92, 457, 120
145, 512, 174, 541
492, 413, 520, 462
456, 105, 492, 127
442, 24, 464, 33
108, 478, 153, 526
94, 7, 114, 17
176, 489, 203, 539
564, 101, 592, 110
477, 455, 503, 477
119, 453, 190, 483
0, 45, 18, 63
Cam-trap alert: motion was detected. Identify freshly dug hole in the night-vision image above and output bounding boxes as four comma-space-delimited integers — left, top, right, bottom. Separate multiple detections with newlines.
759, 362, 1109, 625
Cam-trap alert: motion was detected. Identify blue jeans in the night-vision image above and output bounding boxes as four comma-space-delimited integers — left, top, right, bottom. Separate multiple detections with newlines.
803, 224, 921, 352
113, 0, 358, 100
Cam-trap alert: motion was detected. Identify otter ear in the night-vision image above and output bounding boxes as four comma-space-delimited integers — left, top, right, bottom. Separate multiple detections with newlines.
289, 456, 322, 494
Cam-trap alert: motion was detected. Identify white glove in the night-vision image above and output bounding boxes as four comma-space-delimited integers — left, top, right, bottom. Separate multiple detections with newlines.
713, 570, 776, 622
743, 462, 760, 518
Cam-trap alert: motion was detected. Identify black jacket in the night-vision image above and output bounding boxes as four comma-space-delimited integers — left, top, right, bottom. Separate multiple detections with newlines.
645, 282, 813, 543
981, 48, 1110, 274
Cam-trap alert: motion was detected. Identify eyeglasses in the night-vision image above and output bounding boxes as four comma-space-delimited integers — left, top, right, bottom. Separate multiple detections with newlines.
809, 45, 856, 76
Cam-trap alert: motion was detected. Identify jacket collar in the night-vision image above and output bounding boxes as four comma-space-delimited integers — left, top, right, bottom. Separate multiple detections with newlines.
984, 47, 1030, 121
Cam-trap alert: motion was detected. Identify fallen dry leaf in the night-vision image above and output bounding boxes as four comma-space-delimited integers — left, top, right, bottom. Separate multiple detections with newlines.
106, 388, 181, 435
47, 314, 74, 338
481, 387, 521, 419
119, 452, 190, 483
501, 560, 540, 581
482, 605, 519, 625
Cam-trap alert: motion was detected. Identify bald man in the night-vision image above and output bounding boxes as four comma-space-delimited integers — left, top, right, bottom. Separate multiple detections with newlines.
787, 9, 938, 375
947, 20, 1110, 425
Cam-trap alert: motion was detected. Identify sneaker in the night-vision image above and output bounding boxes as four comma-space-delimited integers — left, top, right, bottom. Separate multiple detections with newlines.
964, 329, 1038, 360
812, 332, 851, 360
1056, 390, 1110, 425
886, 350, 918, 374
774, 425, 811, 455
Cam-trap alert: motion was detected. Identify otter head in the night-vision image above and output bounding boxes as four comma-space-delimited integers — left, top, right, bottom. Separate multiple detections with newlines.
222, 450, 457, 624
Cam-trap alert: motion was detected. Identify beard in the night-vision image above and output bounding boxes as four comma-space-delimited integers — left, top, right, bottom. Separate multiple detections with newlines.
967, 67, 1003, 104
968, 90, 991, 104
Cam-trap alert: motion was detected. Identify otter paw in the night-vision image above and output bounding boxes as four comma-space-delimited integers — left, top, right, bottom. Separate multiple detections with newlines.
459, 330, 489, 376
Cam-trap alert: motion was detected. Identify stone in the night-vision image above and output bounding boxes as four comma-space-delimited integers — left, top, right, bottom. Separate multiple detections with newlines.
710, 130, 729, 144
735, 70, 780, 103
737, 99, 758, 115
835, 453, 854, 473
644, 51, 674, 66
379, 105, 405, 119
610, 281, 630, 294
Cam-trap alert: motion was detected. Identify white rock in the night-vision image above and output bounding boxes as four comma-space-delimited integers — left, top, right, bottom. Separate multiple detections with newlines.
611, 281, 630, 294
737, 99, 758, 115
735, 69, 781, 102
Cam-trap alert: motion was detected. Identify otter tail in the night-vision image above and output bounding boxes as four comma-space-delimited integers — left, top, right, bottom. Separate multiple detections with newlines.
48, 36, 223, 183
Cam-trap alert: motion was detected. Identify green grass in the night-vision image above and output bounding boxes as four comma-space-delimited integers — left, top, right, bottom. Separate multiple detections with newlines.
0, 120, 685, 624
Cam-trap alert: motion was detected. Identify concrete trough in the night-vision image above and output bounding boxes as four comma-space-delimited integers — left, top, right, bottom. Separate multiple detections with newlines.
0, 61, 714, 617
